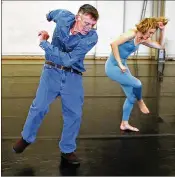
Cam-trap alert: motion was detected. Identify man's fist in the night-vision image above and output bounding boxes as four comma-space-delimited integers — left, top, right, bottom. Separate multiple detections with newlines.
38, 30, 50, 41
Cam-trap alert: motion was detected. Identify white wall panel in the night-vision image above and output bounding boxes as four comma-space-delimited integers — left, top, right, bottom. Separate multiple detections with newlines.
2, 1, 96, 55
124, 1, 153, 56
4, 1, 173, 58
95, 1, 124, 57
165, 1, 175, 58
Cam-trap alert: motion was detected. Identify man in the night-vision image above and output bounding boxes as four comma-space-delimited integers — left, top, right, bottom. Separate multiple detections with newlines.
13, 4, 99, 165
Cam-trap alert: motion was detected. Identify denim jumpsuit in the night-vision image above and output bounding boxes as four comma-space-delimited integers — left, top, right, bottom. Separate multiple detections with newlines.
21, 9, 98, 153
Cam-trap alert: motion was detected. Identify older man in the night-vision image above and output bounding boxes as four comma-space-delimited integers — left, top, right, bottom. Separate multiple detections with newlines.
13, 4, 99, 165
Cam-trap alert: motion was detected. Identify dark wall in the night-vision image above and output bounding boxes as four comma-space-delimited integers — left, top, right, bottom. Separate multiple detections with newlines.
2, 59, 175, 137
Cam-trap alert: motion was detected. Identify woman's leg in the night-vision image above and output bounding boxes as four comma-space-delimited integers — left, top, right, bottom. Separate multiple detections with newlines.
120, 84, 139, 131
126, 67, 149, 114
106, 62, 149, 114
105, 60, 149, 131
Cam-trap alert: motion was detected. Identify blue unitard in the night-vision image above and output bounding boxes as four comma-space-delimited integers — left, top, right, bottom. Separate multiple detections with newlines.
105, 39, 142, 121
21, 9, 98, 153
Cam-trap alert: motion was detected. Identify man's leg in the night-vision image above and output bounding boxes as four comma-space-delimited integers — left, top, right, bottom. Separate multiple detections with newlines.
59, 72, 84, 164
13, 67, 61, 153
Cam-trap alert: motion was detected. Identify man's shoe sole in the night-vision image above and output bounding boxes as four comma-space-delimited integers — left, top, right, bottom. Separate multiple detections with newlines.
61, 156, 80, 165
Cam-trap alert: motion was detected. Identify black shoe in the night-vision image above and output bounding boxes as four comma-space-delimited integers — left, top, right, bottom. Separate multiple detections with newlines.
61, 152, 80, 165
13, 137, 30, 153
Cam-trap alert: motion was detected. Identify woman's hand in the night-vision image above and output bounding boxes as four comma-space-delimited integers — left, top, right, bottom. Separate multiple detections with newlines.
157, 22, 165, 30
119, 63, 127, 73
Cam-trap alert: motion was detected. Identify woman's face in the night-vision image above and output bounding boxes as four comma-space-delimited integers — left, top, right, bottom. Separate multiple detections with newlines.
137, 28, 156, 41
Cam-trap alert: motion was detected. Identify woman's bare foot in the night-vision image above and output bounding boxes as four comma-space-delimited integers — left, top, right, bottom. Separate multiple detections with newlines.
137, 100, 150, 114
120, 122, 139, 132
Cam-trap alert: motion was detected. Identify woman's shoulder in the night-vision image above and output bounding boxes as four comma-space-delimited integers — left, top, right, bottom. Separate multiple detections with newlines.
127, 28, 137, 37
119, 28, 136, 41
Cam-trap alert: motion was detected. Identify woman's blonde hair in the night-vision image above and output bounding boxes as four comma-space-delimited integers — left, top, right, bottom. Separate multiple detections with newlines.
136, 17, 168, 34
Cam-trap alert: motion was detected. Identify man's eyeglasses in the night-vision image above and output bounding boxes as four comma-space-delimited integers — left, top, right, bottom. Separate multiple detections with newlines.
79, 15, 96, 29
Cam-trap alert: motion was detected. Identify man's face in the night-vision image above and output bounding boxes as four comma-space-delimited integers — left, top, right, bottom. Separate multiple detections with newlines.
76, 13, 97, 35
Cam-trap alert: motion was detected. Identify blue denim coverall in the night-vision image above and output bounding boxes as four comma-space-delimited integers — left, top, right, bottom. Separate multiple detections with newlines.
21, 9, 98, 153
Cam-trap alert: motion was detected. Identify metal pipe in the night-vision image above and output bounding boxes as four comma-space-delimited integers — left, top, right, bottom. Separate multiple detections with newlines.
123, 1, 126, 33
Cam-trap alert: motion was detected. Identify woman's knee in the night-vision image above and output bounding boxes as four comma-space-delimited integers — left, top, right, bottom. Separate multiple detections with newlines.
134, 79, 142, 88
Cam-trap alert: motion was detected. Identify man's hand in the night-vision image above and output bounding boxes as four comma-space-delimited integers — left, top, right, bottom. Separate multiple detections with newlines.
38, 30, 50, 42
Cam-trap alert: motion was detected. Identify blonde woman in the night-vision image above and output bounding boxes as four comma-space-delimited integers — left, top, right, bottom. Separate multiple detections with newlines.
105, 17, 168, 132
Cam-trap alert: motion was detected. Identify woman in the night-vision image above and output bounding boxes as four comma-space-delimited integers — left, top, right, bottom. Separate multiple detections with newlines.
105, 17, 168, 132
